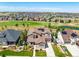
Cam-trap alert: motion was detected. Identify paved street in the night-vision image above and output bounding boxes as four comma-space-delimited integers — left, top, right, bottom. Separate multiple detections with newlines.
46, 42, 55, 57
65, 44, 79, 57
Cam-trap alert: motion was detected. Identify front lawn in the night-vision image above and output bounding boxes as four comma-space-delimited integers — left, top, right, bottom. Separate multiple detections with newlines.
52, 44, 65, 57
60, 45, 72, 57
0, 50, 33, 57
35, 50, 47, 57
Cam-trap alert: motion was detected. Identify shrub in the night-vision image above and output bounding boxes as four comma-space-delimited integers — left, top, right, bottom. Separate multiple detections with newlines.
2, 54, 6, 57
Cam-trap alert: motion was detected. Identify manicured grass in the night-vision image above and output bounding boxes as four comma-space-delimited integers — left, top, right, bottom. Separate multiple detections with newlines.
0, 21, 48, 27
52, 44, 65, 57
0, 20, 64, 27
0, 20, 78, 30
0, 50, 33, 57
60, 45, 72, 57
35, 50, 47, 57
0, 20, 68, 31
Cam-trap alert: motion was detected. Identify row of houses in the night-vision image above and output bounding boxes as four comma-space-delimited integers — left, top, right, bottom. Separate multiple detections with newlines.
0, 27, 52, 49
0, 15, 48, 21
1, 27, 79, 50
0, 12, 79, 22
0, 16, 75, 24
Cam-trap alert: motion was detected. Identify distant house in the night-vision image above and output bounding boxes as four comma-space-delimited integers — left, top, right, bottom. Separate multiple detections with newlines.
0, 29, 21, 46
26, 27, 51, 49
58, 29, 79, 45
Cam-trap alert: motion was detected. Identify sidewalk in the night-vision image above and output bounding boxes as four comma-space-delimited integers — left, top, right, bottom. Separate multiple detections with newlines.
46, 42, 55, 57
33, 45, 36, 57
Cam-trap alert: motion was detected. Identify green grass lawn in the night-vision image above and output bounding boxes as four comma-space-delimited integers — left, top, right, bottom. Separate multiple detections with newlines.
0, 20, 64, 27
0, 20, 79, 30
52, 44, 65, 57
0, 21, 48, 27
35, 50, 47, 57
60, 45, 72, 57
0, 50, 33, 57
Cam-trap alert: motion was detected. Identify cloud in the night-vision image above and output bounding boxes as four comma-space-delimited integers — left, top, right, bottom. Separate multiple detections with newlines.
0, 6, 62, 12
0, 6, 78, 13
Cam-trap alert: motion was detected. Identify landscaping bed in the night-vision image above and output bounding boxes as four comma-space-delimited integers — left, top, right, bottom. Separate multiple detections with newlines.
35, 50, 47, 57
52, 44, 65, 57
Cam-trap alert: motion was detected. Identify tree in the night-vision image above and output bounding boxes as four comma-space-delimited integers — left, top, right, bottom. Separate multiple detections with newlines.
61, 27, 65, 32
48, 14, 54, 28
15, 24, 18, 27
54, 33, 57, 38
68, 20, 71, 23
54, 19, 58, 23
27, 24, 29, 27
22, 23, 25, 27
60, 20, 64, 23
20, 30, 27, 40
1, 26, 4, 30
5, 25, 7, 28
18, 30, 27, 46
56, 27, 60, 32
51, 33, 54, 42
2, 54, 6, 57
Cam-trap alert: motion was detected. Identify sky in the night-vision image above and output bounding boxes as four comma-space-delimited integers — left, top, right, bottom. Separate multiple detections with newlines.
0, 2, 79, 12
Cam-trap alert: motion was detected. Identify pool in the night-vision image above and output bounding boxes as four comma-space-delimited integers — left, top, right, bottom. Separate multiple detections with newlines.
63, 26, 79, 30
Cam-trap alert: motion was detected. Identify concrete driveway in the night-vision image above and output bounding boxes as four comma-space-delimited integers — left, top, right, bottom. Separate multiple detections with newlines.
65, 44, 79, 57
46, 42, 55, 57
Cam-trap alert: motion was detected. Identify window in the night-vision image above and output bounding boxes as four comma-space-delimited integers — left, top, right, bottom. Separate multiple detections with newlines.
33, 35, 38, 38
36, 35, 38, 38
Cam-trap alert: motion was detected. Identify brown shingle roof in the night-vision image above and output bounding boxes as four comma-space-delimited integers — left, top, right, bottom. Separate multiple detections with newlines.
62, 29, 74, 43
27, 27, 51, 44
